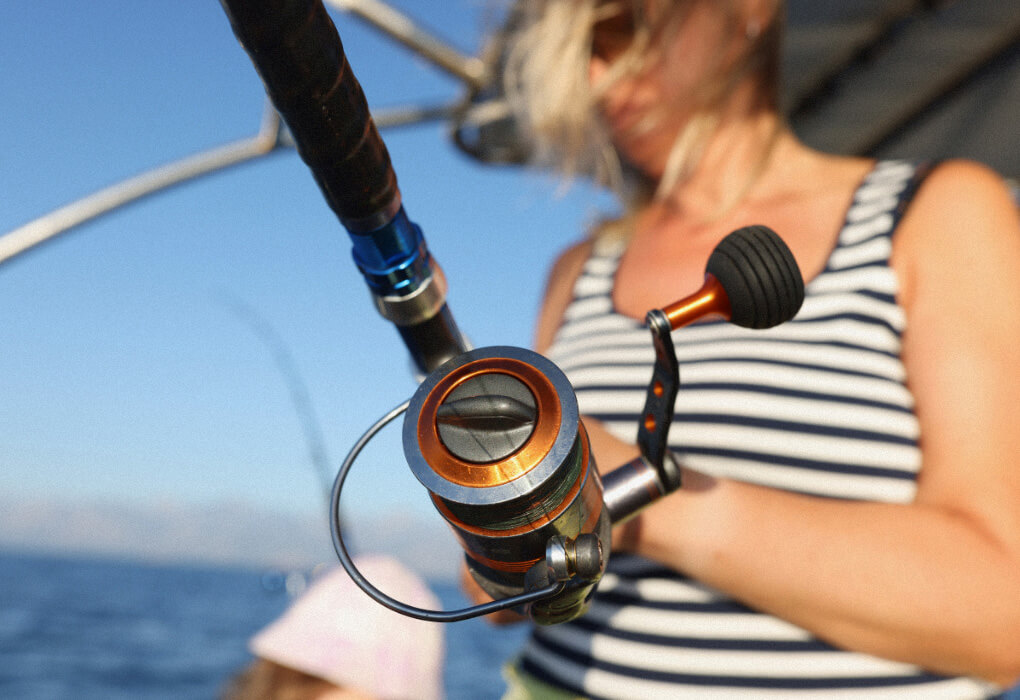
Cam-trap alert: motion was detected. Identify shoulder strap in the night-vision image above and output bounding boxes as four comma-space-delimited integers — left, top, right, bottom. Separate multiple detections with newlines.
889, 160, 940, 232
834, 160, 939, 247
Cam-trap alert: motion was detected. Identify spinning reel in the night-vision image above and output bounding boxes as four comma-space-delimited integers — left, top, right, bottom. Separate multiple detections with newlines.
330, 224, 803, 624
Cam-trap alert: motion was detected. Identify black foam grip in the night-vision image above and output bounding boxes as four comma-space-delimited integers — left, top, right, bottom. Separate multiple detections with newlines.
706, 225, 805, 329
220, 0, 399, 230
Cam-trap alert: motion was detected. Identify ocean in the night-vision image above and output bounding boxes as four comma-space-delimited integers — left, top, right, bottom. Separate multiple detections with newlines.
3, 550, 1018, 699
0, 549, 528, 699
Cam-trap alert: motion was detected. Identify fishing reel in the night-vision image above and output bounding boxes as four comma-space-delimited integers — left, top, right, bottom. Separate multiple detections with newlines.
328, 345, 604, 625
329, 225, 804, 625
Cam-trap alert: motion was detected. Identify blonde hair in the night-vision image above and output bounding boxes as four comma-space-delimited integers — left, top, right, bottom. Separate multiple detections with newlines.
493, 0, 784, 211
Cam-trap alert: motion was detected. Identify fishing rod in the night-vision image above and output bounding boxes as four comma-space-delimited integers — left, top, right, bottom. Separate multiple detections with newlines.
220, 0, 804, 625
220, 0, 467, 377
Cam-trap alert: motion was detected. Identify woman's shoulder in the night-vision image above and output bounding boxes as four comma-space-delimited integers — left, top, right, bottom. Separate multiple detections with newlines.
534, 236, 596, 352
551, 236, 597, 276
894, 158, 1020, 309
902, 159, 1019, 244
919, 158, 1015, 207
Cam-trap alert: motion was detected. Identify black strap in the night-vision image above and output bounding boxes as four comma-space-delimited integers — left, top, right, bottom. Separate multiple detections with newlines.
889, 160, 941, 232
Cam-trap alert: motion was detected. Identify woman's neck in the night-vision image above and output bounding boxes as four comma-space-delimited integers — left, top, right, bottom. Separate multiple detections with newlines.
655, 107, 791, 223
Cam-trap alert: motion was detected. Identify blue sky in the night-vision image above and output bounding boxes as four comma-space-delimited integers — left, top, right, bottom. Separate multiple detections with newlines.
0, 1, 616, 526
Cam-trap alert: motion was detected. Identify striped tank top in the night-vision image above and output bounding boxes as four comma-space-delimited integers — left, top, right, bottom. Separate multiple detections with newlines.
517, 161, 1000, 699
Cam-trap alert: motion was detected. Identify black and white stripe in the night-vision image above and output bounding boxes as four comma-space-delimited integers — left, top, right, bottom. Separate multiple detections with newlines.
518, 161, 998, 698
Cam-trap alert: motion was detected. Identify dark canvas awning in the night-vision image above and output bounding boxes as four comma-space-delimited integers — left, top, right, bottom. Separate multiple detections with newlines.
784, 0, 1019, 177
452, 0, 1019, 181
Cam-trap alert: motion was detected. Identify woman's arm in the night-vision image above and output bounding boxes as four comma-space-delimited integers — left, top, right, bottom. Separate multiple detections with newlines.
623, 161, 1020, 685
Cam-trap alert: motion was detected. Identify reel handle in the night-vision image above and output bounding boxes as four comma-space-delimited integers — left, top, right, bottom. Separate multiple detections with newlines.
608, 225, 805, 523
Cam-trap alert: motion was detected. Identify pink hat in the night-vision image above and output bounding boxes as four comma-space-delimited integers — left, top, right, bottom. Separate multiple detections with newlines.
250, 555, 444, 700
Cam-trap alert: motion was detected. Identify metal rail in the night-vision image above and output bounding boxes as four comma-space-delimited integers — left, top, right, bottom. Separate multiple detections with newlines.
326, 0, 488, 89
0, 106, 285, 266
0, 0, 477, 268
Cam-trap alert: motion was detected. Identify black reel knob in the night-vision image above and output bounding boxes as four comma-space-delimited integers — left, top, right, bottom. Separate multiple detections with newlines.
707, 225, 805, 329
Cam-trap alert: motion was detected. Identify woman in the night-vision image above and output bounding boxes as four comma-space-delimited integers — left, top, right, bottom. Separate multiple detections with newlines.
470, 0, 1020, 697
